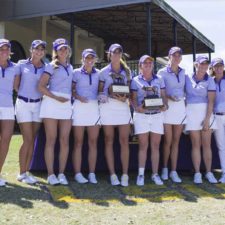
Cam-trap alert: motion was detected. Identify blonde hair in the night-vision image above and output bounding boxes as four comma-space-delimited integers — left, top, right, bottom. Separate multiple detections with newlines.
120, 58, 131, 82
52, 46, 72, 68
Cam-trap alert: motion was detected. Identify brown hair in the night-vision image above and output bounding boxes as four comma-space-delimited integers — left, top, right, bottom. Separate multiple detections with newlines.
209, 65, 215, 77
209, 65, 225, 77
107, 52, 131, 82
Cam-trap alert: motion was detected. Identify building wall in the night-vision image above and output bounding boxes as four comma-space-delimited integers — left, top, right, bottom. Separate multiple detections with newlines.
5, 17, 43, 58
4, 16, 105, 64
0, 22, 5, 38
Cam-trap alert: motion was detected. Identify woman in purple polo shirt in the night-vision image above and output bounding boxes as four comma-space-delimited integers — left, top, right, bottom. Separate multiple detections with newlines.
0, 39, 20, 186
98, 43, 132, 186
72, 49, 100, 184
131, 55, 167, 186
15, 40, 46, 184
210, 58, 225, 183
38, 38, 73, 186
185, 55, 217, 184
157, 47, 186, 183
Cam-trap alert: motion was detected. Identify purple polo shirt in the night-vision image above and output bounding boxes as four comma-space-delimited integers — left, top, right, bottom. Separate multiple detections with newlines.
0, 60, 20, 107
185, 73, 216, 104
214, 75, 225, 113
131, 74, 165, 106
157, 66, 186, 98
17, 58, 45, 99
44, 62, 73, 95
99, 64, 131, 96
73, 66, 100, 100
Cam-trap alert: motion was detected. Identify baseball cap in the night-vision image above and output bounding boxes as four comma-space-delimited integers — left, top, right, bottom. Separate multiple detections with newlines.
82, 49, 97, 58
195, 55, 209, 64
0, 39, 11, 48
31, 40, 46, 49
139, 55, 154, 65
169, 46, 182, 55
53, 38, 69, 51
211, 58, 224, 67
108, 43, 123, 53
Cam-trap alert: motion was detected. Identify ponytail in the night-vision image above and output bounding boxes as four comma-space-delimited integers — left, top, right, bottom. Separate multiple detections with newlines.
120, 58, 131, 82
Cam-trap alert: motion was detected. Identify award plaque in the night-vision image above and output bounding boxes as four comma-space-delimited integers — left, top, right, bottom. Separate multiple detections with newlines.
109, 72, 130, 96
142, 86, 163, 109
111, 84, 130, 95
143, 96, 163, 109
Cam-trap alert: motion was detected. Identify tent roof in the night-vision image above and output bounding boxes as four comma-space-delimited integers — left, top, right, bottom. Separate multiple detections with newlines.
0, 0, 214, 58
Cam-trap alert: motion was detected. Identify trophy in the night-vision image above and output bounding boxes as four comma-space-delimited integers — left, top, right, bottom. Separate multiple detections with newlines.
143, 86, 163, 110
109, 72, 130, 97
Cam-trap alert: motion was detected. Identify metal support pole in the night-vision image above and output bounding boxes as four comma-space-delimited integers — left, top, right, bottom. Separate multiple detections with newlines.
173, 19, 177, 46
70, 13, 75, 65
146, 3, 152, 56
154, 55, 157, 74
208, 47, 211, 62
192, 35, 196, 72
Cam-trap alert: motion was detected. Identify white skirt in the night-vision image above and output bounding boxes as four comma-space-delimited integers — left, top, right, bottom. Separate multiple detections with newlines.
133, 112, 164, 135
185, 103, 217, 131
99, 97, 132, 125
163, 99, 186, 125
72, 100, 100, 126
40, 91, 72, 120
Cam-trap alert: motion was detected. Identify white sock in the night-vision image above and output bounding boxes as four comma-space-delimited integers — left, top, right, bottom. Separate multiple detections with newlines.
138, 168, 145, 176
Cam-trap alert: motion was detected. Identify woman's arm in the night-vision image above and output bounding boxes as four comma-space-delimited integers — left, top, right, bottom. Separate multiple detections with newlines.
38, 73, 69, 103
203, 91, 215, 130
161, 89, 169, 111
130, 90, 145, 113
13, 75, 20, 92
72, 81, 88, 103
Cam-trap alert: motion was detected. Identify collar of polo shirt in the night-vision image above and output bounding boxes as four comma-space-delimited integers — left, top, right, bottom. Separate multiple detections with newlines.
138, 74, 157, 81
192, 73, 209, 82
81, 66, 97, 75
167, 65, 182, 74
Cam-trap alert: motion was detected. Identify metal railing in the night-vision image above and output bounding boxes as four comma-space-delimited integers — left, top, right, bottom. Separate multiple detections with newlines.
74, 60, 165, 77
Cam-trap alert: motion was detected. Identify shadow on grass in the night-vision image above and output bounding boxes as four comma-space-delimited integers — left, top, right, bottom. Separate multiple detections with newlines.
33, 172, 138, 207
2, 172, 225, 208
67, 173, 225, 205
0, 182, 69, 209
65, 178, 138, 207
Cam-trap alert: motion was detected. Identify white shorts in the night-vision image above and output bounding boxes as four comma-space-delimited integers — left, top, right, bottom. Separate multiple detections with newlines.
163, 99, 186, 125
15, 98, 42, 123
99, 98, 132, 125
0, 107, 15, 120
72, 100, 100, 126
40, 91, 72, 120
185, 103, 217, 131
133, 112, 164, 135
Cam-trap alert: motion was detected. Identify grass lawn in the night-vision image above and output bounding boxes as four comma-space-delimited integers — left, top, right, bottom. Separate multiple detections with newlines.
1, 134, 225, 225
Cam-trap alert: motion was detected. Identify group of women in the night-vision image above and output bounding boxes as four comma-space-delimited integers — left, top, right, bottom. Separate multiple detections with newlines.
0, 37, 224, 187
